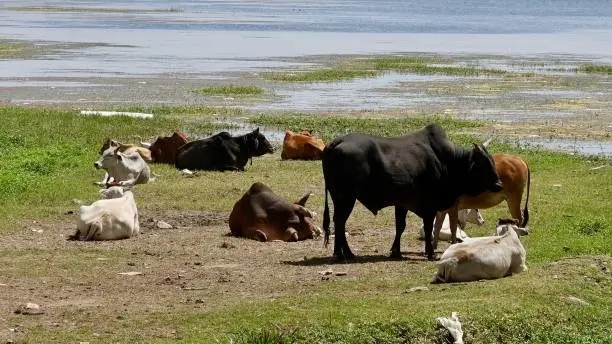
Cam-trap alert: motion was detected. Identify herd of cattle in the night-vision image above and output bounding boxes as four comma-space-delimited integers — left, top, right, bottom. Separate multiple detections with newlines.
70, 124, 532, 283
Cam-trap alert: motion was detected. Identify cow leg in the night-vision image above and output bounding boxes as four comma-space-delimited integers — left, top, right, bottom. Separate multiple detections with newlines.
253, 230, 268, 242
284, 228, 299, 242
432, 211, 446, 250
506, 195, 523, 226
422, 214, 436, 260
332, 196, 356, 260
447, 207, 460, 244
390, 206, 408, 258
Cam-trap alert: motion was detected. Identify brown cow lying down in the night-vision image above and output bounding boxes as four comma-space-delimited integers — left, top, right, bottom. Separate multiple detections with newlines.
229, 182, 322, 242
99, 138, 153, 163
281, 130, 325, 160
148, 131, 189, 164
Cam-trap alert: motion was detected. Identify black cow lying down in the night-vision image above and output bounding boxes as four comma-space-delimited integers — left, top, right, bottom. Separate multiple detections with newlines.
322, 123, 502, 260
175, 128, 274, 171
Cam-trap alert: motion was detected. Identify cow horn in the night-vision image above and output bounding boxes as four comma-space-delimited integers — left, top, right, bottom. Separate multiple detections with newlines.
482, 136, 494, 148
295, 192, 312, 206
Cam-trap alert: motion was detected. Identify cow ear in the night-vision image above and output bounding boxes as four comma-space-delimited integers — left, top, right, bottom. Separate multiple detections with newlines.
253, 127, 260, 135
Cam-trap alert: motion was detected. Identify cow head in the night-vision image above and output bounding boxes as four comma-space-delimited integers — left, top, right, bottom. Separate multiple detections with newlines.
291, 192, 322, 240
95, 146, 123, 170
247, 128, 274, 156
99, 138, 121, 155
465, 143, 503, 196
495, 218, 529, 236
462, 208, 485, 226
99, 185, 132, 199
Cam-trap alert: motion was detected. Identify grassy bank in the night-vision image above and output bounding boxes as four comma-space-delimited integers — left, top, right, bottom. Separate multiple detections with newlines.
0, 106, 610, 343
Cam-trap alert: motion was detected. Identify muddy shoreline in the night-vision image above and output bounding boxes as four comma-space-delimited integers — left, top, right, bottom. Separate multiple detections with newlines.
1, 39, 611, 156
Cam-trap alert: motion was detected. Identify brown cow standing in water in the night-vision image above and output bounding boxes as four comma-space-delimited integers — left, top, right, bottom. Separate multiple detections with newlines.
433, 152, 531, 249
229, 182, 322, 242
281, 130, 325, 160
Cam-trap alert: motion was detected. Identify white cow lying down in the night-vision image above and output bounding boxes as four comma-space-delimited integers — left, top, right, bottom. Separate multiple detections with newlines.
69, 186, 140, 241
95, 145, 153, 187
419, 209, 483, 242
432, 218, 528, 284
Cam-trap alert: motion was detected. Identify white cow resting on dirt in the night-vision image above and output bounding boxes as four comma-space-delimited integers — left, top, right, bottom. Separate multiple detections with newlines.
432, 218, 528, 284
419, 209, 484, 242
95, 145, 153, 187
69, 186, 140, 241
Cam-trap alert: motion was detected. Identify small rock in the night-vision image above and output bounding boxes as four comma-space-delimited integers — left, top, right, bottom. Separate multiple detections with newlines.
127, 262, 135, 266
0, 283, 8, 287
553, 275, 559, 279
156, 220, 173, 229
552, 184, 562, 187
220, 242, 235, 249
407, 286, 429, 293
335, 271, 348, 276
589, 165, 606, 171
195, 299, 205, 304
79, 342, 90, 344
31, 228, 43, 233
563, 296, 591, 306
15, 302, 44, 315
118, 271, 143, 276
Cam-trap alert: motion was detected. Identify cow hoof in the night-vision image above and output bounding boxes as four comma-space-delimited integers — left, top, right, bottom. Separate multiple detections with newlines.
389, 251, 402, 259
333, 251, 355, 261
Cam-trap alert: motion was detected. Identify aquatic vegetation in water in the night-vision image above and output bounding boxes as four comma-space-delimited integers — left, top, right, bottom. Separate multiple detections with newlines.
191, 85, 265, 96
578, 64, 612, 75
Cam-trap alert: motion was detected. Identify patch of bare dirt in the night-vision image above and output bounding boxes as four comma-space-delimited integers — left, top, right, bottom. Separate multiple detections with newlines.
0, 209, 439, 342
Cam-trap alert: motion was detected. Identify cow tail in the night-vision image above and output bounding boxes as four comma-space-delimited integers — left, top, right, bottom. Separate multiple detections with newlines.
323, 183, 331, 247
521, 165, 531, 228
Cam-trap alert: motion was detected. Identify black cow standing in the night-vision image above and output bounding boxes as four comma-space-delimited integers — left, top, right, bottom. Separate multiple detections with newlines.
322, 123, 502, 260
175, 128, 274, 171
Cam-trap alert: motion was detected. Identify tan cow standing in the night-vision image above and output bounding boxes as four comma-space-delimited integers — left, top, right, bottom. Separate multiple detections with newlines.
229, 182, 322, 242
433, 152, 531, 249
281, 130, 326, 160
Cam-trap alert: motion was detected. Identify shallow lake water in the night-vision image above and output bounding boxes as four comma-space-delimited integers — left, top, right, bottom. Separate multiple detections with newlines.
2, 0, 612, 79
1, 1, 611, 157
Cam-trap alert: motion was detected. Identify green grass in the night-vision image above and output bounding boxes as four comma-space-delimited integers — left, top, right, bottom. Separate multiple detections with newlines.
0, 106, 229, 226
0, 41, 40, 59
265, 69, 378, 82
264, 55, 510, 82
578, 64, 612, 75
1, 106, 611, 343
6, 6, 182, 13
250, 113, 485, 144
191, 84, 265, 96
